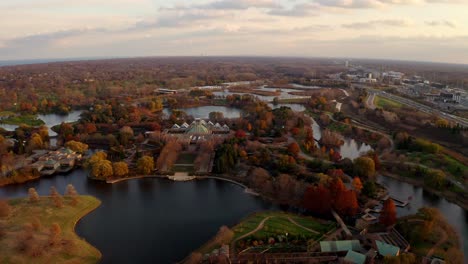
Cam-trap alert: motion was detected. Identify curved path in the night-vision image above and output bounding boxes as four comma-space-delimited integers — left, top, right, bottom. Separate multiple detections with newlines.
230, 215, 321, 257
426, 228, 448, 258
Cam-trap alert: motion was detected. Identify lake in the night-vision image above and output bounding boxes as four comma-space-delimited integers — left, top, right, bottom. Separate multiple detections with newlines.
164, 106, 242, 119
0, 170, 277, 263
378, 175, 468, 260
0, 110, 83, 134
310, 118, 373, 160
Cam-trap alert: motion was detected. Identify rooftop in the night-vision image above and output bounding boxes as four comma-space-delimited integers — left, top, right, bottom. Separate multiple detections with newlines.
320, 240, 361, 253
376, 240, 400, 257
344, 250, 366, 264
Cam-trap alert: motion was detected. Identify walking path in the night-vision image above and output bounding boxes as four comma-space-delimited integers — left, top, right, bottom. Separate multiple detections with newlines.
230, 215, 321, 257
426, 229, 447, 258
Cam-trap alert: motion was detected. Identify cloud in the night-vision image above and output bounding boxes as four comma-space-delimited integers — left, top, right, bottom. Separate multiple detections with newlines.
197, 0, 280, 10
311, 0, 467, 9
268, 3, 320, 16
342, 19, 412, 29
425, 20, 457, 28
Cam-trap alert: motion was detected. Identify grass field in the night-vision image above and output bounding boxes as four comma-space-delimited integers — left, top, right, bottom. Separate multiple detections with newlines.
0, 195, 101, 264
406, 152, 467, 180
194, 211, 336, 256
232, 211, 335, 241
0, 114, 45, 126
375, 96, 402, 109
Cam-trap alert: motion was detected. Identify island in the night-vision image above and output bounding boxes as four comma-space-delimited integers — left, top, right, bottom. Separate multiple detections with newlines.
0, 190, 101, 264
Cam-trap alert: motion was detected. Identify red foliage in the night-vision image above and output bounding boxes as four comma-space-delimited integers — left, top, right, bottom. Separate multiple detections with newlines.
330, 150, 342, 162
303, 185, 332, 215
290, 127, 300, 136
235, 129, 247, 139
329, 177, 345, 197
379, 199, 397, 227
372, 153, 381, 170
327, 169, 344, 178
334, 190, 359, 216
287, 142, 300, 157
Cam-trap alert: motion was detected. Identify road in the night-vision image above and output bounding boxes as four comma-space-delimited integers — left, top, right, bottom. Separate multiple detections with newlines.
366, 93, 376, 110
365, 87, 468, 127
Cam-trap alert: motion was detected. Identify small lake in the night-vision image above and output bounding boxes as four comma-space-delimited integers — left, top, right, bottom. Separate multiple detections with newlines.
378, 176, 468, 261
310, 118, 373, 160
213, 85, 307, 102
0, 110, 83, 135
164, 106, 242, 119
0, 170, 278, 263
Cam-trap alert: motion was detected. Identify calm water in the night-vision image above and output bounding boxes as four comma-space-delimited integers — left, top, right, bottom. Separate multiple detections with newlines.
0, 110, 83, 135
164, 106, 242, 119
0, 170, 277, 263
310, 118, 373, 160
378, 176, 468, 260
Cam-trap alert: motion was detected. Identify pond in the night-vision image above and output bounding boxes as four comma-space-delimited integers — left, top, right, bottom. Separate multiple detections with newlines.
310, 118, 373, 160
164, 106, 242, 119
378, 175, 468, 261
0, 170, 278, 263
0, 110, 83, 135
213, 85, 306, 102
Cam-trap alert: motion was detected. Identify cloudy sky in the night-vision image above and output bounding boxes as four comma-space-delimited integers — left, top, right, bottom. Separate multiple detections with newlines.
1, 0, 468, 64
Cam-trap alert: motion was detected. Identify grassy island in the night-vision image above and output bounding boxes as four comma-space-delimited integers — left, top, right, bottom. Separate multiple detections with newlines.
0, 195, 101, 264
0, 114, 45, 126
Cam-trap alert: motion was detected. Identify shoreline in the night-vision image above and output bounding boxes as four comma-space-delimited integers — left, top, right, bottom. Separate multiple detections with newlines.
72, 195, 103, 262
380, 172, 468, 211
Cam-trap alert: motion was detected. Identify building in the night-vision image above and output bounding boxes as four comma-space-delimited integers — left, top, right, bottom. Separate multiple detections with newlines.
166, 118, 231, 144
343, 250, 366, 264
155, 88, 178, 95
320, 240, 362, 253
375, 240, 400, 257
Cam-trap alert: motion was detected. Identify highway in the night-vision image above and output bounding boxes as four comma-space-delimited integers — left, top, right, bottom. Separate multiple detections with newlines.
365, 87, 468, 127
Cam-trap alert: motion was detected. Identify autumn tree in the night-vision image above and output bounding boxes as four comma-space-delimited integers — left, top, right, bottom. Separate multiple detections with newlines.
380, 199, 397, 227
28, 188, 39, 203
0, 200, 11, 218
334, 190, 359, 216
214, 226, 234, 245
156, 140, 182, 171
49, 223, 61, 246
50, 186, 63, 208
65, 184, 79, 206
85, 151, 107, 169
330, 177, 346, 198
287, 142, 300, 157
352, 177, 363, 193
137, 156, 154, 175
31, 217, 42, 231
113, 162, 129, 178
65, 140, 89, 153
91, 159, 113, 179
119, 126, 134, 146
26, 133, 43, 152
303, 185, 332, 216
235, 129, 246, 139
354, 157, 376, 180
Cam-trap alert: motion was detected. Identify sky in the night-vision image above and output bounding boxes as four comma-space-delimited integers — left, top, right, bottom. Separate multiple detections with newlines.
1, 0, 468, 64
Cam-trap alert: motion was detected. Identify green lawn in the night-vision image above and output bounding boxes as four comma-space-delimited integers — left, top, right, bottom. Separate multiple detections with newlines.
375, 96, 402, 109
0, 111, 16, 117
406, 152, 467, 180
232, 211, 335, 241
0, 114, 45, 126
0, 195, 102, 264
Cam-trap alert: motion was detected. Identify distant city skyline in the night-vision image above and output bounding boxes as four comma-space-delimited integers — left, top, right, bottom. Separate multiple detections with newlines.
1, 0, 468, 64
